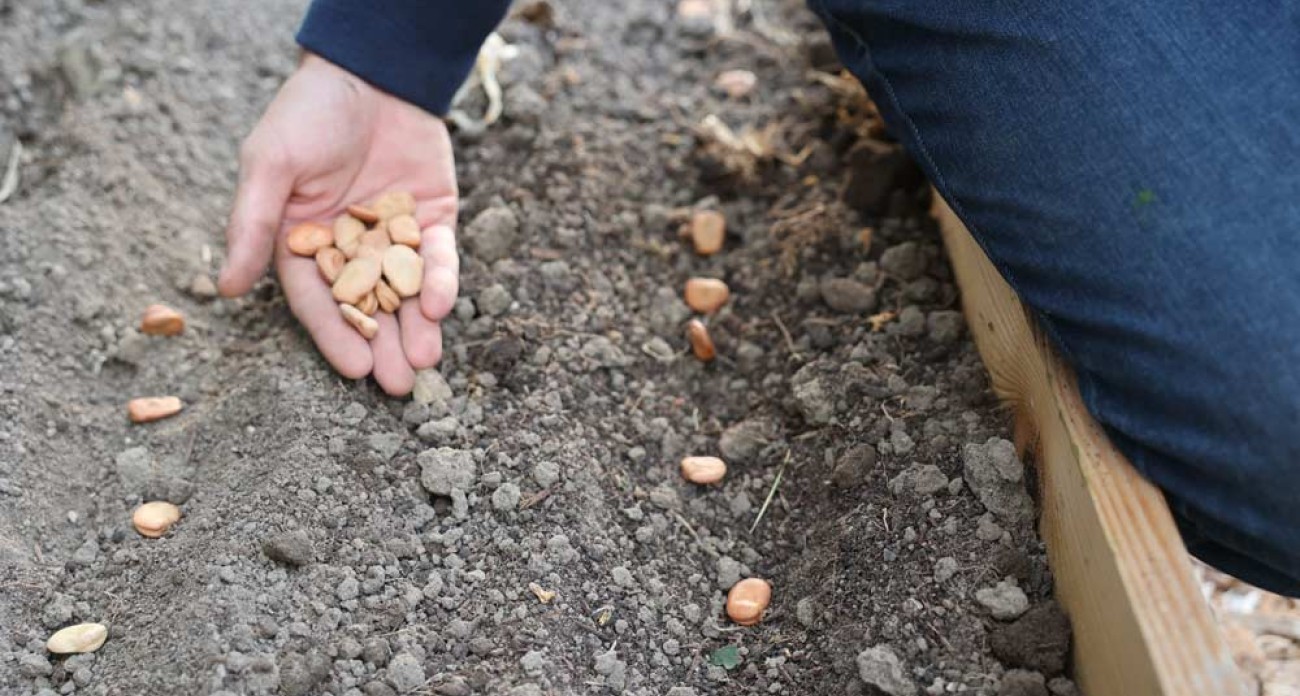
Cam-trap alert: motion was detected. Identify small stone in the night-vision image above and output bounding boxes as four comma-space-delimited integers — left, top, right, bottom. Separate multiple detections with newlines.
387, 653, 424, 693
337, 577, 360, 601
976, 580, 1030, 620
831, 444, 877, 488
719, 419, 770, 463
792, 364, 834, 425
367, 432, 403, 460
532, 460, 560, 488
476, 284, 512, 316
795, 597, 819, 628
998, 670, 1049, 696
412, 369, 453, 407
820, 277, 877, 314
464, 205, 519, 262
888, 463, 949, 497
976, 513, 1005, 541
891, 306, 926, 337
188, 274, 218, 300
880, 241, 926, 280
933, 557, 958, 584
363, 638, 392, 666
1047, 677, 1080, 696
114, 446, 153, 493
418, 448, 477, 496
963, 437, 1034, 524
856, 644, 917, 696
491, 482, 521, 510
278, 650, 330, 696
927, 310, 965, 343
989, 601, 1071, 676
262, 530, 315, 567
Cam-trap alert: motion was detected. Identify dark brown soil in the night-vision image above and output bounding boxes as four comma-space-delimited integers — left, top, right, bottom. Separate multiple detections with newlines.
0, 1, 1071, 694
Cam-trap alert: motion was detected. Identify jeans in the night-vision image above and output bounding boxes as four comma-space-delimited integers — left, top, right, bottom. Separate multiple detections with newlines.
809, 0, 1300, 596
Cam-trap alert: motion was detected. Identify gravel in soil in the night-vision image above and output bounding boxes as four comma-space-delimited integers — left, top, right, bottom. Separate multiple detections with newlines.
0, 0, 1075, 694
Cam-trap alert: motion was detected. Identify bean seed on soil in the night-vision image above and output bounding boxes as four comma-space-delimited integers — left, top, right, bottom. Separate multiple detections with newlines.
689, 209, 726, 255
686, 319, 716, 361
127, 396, 183, 423
726, 577, 772, 626
140, 304, 185, 336
684, 277, 730, 313
132, 501, 181, 538
680, 455, 726, 484
285, 222, 333, 256
46, 623, 108, 654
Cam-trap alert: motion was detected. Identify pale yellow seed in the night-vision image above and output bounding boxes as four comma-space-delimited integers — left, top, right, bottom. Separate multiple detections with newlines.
382, 245, 424, 298
387, 214, 421, 248
375, 279, 401, 313
357, 291, 379, 316
680, 456, 726, 484
132, 501, 181, 538
690, 210, 726, 255
331, 257, 381, 305
372, 191, 416, 220
334, 215, 366, 258
47, 623, 108, 654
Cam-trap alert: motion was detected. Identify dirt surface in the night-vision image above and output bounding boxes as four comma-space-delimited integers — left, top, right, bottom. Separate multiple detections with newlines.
0, 1, 1075, 694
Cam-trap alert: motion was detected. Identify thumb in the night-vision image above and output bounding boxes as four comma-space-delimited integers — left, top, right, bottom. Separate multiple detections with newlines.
218, 141, 293, 297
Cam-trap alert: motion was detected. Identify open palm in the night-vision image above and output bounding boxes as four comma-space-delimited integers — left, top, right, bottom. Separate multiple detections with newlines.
219, 54, 460, 395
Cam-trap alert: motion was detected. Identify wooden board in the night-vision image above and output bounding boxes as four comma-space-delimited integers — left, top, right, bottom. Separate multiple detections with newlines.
932, 196, 1251, 696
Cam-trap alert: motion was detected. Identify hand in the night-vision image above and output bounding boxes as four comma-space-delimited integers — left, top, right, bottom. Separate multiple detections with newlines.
218, 53, 459, 396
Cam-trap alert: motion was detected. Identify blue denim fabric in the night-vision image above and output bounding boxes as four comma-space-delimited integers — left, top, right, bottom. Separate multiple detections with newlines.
809, 0, 1300, 595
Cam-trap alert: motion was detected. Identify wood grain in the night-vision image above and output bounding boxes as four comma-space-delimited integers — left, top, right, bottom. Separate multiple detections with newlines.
933, 195, 1250, 696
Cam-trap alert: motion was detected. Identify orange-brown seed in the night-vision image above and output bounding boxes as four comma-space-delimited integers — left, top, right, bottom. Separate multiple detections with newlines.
375, 279, 401, 313
686, 320, 716, 362
357, 291, 379, 316
339, 303, 378, 339
334, 215, 366, 258
690, 210, 726, 255
140, 304, 185, 336
680, 456, 726, 484
127, 396, 183, 423
132, 501, 181, 538
346, 204, 380, 225
316, 247, 346, 283
286, 222, 333, 256
726, 578, 772, 626
387, 214, 421, 248
372, 191, 416, 220
684, 278, 730, 314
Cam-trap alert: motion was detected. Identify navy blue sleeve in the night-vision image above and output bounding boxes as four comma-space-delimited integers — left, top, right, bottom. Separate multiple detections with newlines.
296, 0, 513, 115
